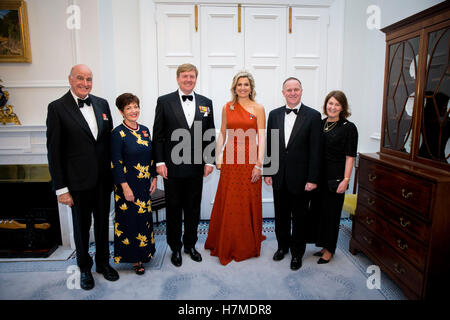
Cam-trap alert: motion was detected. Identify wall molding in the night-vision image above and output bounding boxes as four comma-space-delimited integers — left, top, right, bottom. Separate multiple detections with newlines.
3, 81, 69, 89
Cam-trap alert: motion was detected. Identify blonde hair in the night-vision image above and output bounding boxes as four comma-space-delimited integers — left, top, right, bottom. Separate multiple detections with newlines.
176, 63, 198, 78
230, 71, 256, 103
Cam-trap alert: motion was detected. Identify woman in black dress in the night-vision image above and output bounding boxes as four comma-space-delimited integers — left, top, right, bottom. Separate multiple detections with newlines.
111, 93, 157, 275
312, 90, 358, 264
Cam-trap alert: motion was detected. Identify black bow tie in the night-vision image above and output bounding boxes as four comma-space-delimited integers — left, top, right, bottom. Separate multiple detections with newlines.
182, 95, 193, 102
77, 97, 91, 108
286, 108, 298, 115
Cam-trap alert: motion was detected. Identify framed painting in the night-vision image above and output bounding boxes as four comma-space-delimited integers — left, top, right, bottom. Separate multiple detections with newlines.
0, 0, 31, 63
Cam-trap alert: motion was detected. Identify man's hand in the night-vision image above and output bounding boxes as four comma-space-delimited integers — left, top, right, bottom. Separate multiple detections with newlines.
156, 164, 168, 179
305, 182, 317, 192
58, 192, 74, 207
204, 165, 213, 177
264, 177, 273, 186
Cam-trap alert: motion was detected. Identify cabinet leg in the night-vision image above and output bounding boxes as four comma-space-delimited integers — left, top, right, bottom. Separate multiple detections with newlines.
349, 239, 358, 255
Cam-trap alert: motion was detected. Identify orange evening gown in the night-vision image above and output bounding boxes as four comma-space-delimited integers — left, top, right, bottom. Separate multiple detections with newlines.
205, 102, 266, 265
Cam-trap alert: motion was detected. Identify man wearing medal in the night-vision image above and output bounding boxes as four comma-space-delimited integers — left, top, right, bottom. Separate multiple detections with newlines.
153, 63, 216, 267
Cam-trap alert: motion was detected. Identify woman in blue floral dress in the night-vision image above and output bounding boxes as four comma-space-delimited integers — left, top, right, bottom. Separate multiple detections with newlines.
111, 93, 157, 275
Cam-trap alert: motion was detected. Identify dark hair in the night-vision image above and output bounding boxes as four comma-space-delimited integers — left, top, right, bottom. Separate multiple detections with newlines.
115, 93, 140, 112
323, 90, 351, 119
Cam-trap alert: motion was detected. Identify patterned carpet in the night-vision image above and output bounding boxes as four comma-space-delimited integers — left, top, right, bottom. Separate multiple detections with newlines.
0, 218, 407, 300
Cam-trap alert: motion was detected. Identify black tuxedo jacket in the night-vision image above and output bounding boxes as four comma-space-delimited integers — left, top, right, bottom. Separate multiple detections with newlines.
265, 103, 322, 193
153, 90, 215, 178
46, 91, 113, 192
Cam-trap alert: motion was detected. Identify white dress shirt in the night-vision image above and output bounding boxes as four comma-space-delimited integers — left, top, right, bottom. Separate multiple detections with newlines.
178, 89, 196, 128
71, 91, 98, 140
285, 102, 301, 148
56, 91, 99, 196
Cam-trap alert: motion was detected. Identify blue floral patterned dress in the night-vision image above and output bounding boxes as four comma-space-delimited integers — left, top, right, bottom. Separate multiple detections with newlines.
111, 122, 156, 264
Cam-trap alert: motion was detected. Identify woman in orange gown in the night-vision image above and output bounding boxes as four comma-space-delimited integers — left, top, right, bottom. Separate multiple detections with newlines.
205, 71, 266, 265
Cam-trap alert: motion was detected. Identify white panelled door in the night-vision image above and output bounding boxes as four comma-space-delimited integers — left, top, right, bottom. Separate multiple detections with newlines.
244, 7, 287, 111
155, 3, 331, 219
156, 4, 200, 95
287, 7, 329, 111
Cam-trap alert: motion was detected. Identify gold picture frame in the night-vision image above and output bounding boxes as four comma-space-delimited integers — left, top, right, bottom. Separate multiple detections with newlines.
0, 0, 31, 63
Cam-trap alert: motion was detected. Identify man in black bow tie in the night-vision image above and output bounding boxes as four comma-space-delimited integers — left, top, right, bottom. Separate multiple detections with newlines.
264, 77, 321, 270
46, 64, 119, 290
153, 63, 216, 267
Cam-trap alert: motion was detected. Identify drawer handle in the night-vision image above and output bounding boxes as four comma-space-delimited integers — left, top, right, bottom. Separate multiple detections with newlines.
393, 263, 406, 274
397, 239, 409, 250
368, 174, 377, 182
401, 189, 413, 199
367, 198, 375, 206
363, 236, 372, 244
399, 217, 411, 228
365, 217, 374, 225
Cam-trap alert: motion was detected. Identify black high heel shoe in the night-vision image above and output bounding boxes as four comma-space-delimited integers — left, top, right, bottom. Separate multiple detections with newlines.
317, 254, 333, 264
133, 262, 145, 275
313, 251, 324, 257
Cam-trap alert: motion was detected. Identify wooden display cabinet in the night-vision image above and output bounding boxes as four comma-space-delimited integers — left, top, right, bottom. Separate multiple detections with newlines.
350, 2, 450, 300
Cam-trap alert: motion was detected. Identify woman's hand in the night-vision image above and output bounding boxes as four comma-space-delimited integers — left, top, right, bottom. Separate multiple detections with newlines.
215, 156, 222, 170
121, 182, 135, 202
149, 178, 157, 195
336, 179, 349, 194
251, 166, 262, 183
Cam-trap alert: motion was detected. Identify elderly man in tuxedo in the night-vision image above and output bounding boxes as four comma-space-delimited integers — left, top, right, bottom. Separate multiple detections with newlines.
46, 64, 119, 290
264, 77, 321, 270
153, 63, 215, 267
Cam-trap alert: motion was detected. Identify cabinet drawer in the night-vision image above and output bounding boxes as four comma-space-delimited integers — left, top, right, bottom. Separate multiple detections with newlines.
353, 222, 424, 296
358, 188, 430, 244
355, 204, 428, 270
359, 158, 433, 219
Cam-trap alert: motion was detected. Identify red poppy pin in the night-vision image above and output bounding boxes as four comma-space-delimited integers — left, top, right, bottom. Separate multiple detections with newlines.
142, 130, 149, 138
102, 113, 109, 120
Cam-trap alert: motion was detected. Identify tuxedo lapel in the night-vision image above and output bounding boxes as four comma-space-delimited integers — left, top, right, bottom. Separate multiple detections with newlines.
193, 93, 203, 124
169, 91, 190, 129
287, 103, 306, 148
91, 96, 104, 139
62, 91, 95, 140
277, 107, 286, 150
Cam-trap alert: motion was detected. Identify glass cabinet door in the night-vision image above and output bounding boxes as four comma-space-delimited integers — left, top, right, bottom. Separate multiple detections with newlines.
418, 27, 450, 164
383, 36, 420, 154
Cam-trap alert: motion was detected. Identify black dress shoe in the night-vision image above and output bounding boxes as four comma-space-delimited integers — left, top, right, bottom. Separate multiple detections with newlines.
290, 256, 302, 270
80, 271, 95, 290
96, 264, 119, 281
171, 250, 182, 267
273, 249, 289, 261
184, 247, 202, 262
